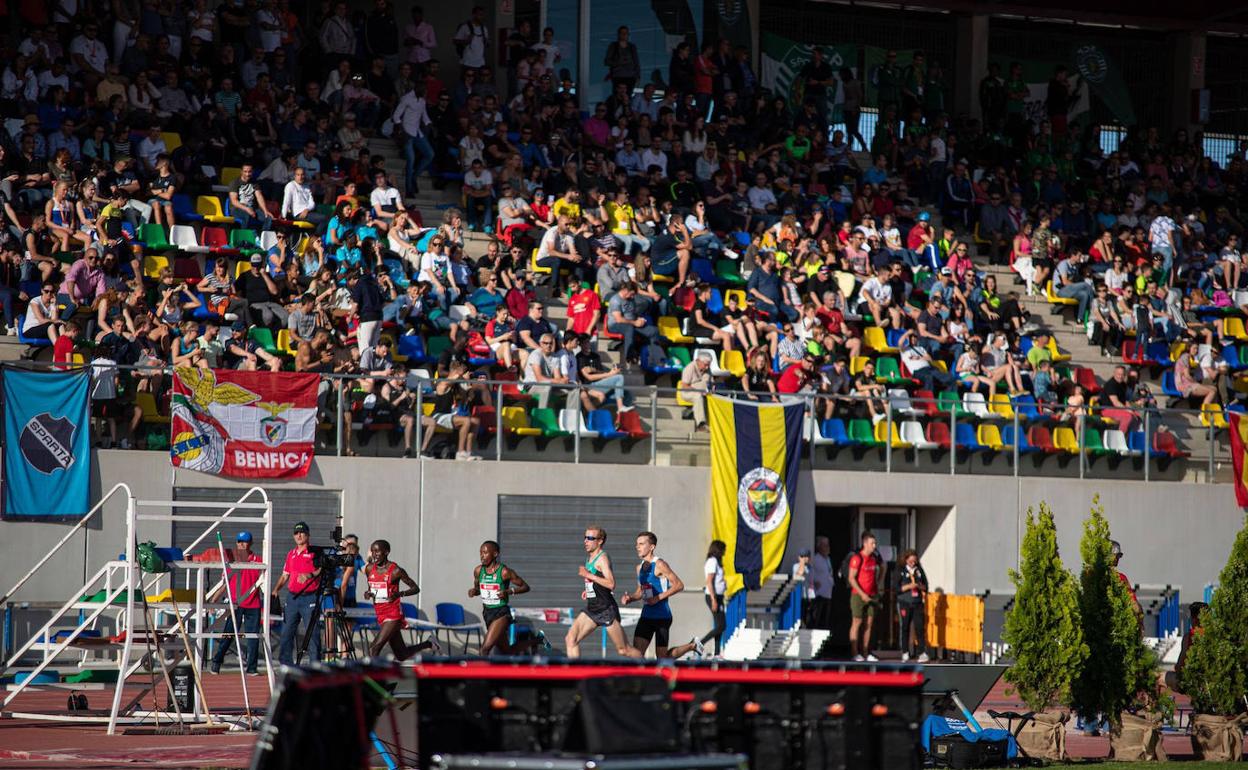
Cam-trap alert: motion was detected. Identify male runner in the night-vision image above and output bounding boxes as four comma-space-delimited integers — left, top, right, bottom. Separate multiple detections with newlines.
468, 540, 550, 655
619, 531, 697, 658
565, 527, 642, 658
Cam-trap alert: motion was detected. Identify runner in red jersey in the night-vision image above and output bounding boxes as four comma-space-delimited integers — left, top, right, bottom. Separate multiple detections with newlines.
365, 539, 438, 660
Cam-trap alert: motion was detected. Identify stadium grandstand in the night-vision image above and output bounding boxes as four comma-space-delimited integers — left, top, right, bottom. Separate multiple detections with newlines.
0, 0, 1247, 766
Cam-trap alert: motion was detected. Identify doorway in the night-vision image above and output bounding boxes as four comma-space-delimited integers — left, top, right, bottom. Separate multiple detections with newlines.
814, 505, 913, 657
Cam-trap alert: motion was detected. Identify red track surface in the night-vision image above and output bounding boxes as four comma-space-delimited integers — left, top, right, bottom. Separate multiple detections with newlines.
1, 667, 1239, 767
0, 674, 266, 768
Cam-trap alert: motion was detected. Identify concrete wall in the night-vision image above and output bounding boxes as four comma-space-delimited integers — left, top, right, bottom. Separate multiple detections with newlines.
2, 452, 1242, 651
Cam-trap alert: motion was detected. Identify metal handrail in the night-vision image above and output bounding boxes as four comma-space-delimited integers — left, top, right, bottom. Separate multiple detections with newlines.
0, 483, 132, 607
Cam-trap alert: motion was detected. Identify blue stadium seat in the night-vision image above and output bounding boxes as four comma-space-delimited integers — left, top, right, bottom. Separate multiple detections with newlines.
954, 422, 987, 452
1160, 369, 1182, 398
1127, 431, 1148, 455
639, 344, 681, 376
397, 334, 428, 363
1145, 340, 1171, 367
1012, 394, 1042, 422
587, 410, 626, 439
690, 258, 719, 284
16, 312, 51, 347
1001, 424, 1041, 454
820, 418, 855, 446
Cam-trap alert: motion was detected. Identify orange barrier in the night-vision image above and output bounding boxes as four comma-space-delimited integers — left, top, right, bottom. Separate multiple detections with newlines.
925, 592, 984, 654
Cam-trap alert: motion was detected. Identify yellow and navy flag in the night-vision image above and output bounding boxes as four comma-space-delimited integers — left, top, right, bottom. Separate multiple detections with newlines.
708, 395, 805, 596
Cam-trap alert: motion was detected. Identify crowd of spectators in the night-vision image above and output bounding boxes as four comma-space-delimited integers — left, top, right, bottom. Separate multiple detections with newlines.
0, 0, 1239, 453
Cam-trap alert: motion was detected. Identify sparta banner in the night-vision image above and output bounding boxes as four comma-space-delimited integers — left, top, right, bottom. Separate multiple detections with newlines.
170, 369, 318, 479
2, 368, 91, 520
708, 395, 805, 596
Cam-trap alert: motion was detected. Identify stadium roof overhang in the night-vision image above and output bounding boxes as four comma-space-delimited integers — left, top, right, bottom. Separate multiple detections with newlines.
808, 0, 1248, 35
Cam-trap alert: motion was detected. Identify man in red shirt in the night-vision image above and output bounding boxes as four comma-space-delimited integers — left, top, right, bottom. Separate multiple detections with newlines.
274, 521, 323, 665
848, 531, 880, 662
52, 320, 81, 370
210, 531, 264, 675
777, 353, 815, 394
1111, 540, 1143, 626
567, 281, 602, 336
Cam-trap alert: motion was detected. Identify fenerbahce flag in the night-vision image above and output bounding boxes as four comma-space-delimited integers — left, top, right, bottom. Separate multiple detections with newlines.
2, 368, 91, 520
171, 368, 318, 479
709, 395, 805, 595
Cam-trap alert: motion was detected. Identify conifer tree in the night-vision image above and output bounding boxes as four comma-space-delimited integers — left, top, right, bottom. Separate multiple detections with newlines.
1071, 496, 1160, 727
1180, 514, 1248, 715
1003, 503, 1085, 712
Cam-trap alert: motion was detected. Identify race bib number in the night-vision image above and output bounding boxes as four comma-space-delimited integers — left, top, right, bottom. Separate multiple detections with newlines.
584, 580, 596, 599
370, 581, 390, 602
641, 586, 655, 600
480, 582, 502, 602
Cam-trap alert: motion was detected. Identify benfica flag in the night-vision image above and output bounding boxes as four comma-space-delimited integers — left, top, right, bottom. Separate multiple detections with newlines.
170, 368, 319, 479
1231, 412, 1248, 507
708, 395, 805, 596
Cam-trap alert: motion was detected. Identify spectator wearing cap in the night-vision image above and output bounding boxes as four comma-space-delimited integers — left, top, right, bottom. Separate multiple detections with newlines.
224, 320, 282, 371
237, 253, 288, 329
209, 530, 264, 676
1110, 540, 1143, 626
275, 521, 322, 666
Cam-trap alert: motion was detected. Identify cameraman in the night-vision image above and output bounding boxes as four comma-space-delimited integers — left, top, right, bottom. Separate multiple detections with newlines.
334, 533, 365, 607
273, 521, 323, 665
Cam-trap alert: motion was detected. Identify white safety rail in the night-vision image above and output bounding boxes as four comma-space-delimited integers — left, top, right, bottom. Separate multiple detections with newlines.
0, 487, 274, 735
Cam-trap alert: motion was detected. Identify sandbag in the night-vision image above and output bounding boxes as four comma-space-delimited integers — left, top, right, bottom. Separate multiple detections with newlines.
1015, 710, 1068, 762
1191, 713, 1246, 762
1109, 712, 1167, 762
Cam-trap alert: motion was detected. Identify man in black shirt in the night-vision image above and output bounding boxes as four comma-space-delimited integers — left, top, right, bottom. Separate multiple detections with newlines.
806, 263, 838, 306
798, 48, 834, 125
349, 268, 385, 354
235, 253, 288, 328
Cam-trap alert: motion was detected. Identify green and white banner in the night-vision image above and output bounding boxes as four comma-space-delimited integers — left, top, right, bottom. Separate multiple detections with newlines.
1072, 42, 1135, 126
760, 32, 858, 120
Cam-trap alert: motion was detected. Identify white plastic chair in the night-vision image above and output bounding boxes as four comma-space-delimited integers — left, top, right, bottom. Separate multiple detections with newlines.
170, 224, 208, 253
963, 391, 995, 419
888, 388, 922, 417
901, 421, 938, 450
258, 230, 279, 252
694, 348, 731, 378
681, 316, 715, 345
1103, 429, 1138, 456
560, 407, 599, 437
448, 305, 471, 324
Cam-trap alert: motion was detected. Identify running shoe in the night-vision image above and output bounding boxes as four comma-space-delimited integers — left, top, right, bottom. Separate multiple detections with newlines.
853, 654, 865, 662
866, 653, 879, 662
901, 652, 910, 662
537, 630, 552, 651
917, 652, 930, 663
427, 635, 442, 655
692, 637, 705, 658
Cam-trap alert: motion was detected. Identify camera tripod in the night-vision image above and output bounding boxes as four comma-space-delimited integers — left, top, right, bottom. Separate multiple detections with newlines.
296, 574, 357, 665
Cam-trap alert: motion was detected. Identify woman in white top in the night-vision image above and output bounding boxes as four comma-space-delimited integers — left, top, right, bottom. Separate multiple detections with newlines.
696, 540, 728, 657
23, 282, 64, 342
1103, 255, 1130, 296
126, 71, 160, 114
682, 117, 708, 154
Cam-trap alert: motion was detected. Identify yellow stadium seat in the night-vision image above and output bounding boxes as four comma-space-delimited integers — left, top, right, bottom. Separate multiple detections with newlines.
195, 195, 236, 224
1052, 426, 1082, 454
276, 329, 297, 356
1046, 281, 1078, 307
988, 393, 1015, 420
721, 349, 746, 379
1224, 317, 1248, 341
160, 132, 182, 153
658, 316, 694, 344
219, 167, 243, 188
136, 392, 169, 425
863, 326, 897, 354
676, 382, 694, 407
1046, 337, 1071, 363
977, 423, 1005, 451
724, 289, 746, 307
502, 406, 541, 436
850, 355, 869, 375
873, 420, 911, 449
142, 254, 170, 279
1201, 403, 1229, 430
